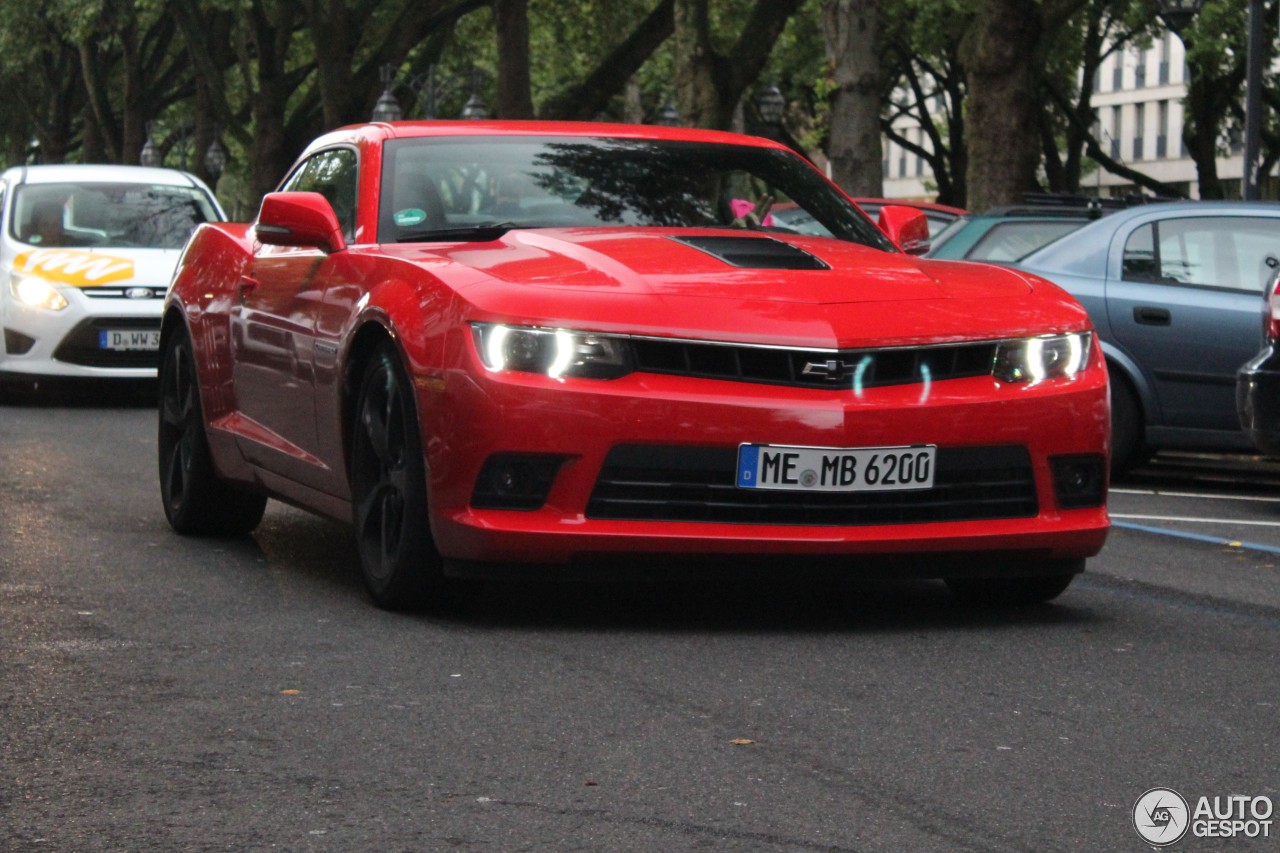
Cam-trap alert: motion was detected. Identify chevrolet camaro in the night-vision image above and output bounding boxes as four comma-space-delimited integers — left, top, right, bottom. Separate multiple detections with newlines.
158, 121, 1109, 609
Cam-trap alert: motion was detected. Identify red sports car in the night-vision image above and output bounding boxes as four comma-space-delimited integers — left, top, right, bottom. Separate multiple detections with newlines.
158, 121, 1108, 609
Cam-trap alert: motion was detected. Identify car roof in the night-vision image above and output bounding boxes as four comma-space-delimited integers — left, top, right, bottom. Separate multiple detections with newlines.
1019, 199, 1280, 276
2, 163, 208, 188
304, 119, 794, 161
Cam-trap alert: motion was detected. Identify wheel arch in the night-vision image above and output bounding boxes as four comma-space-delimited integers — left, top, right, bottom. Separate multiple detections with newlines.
1100, 340, 1157, 427
340, 319, 402, 481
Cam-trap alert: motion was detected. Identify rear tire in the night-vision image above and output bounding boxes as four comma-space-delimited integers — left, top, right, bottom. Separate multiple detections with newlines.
158, 327, 267, 536
945, 559, 1082, 606
350, 341, 445, 610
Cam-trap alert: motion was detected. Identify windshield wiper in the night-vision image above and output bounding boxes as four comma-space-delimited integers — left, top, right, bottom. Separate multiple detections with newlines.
396, 222, 519, 243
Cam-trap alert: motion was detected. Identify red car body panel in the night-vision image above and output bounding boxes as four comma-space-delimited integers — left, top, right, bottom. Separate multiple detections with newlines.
165, 121, 1108, 571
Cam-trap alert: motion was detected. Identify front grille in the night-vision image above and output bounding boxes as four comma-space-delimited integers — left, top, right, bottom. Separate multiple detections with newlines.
586, 444, 1037, 526
52, 317, 160, 368
631, 338, 998, 389
81, 285, 167, 300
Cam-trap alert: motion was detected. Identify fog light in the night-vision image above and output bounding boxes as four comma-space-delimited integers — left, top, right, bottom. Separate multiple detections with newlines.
4, 328, 36, 354
471, 453, 567, 510
1050, 454, 1106, 509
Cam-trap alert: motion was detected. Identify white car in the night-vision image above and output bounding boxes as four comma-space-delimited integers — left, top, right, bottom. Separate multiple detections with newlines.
1, 164, 223, 384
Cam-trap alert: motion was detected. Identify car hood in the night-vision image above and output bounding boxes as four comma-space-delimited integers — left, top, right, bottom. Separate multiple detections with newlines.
397, 228, 1031, 304
8, 246, 181, 289
381, 228, 1081, 348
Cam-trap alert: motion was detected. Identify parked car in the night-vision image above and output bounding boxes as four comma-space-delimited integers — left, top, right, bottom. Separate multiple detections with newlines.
772, 198, 966, 241
1236, 271, 1280, 455
0, 164, 224, 387
1016, 200, 1280, 473
159, 121, 1108, 610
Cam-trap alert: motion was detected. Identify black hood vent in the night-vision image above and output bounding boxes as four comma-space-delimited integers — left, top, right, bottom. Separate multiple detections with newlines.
670, 235, 830, 270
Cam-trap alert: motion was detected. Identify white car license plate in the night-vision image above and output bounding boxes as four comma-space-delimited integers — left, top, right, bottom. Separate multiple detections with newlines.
99, 329, 160, 351
736, 443, 936, 492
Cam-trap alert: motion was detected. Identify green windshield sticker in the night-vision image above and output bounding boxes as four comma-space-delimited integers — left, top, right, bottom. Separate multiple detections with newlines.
394, 208, 427, 227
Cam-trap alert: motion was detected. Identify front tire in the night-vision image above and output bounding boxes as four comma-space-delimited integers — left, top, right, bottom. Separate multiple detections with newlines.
945, 559, 1082, 606
350, 342, 444, 610
158, 327, 267, 536
1109, 372, 1147, 476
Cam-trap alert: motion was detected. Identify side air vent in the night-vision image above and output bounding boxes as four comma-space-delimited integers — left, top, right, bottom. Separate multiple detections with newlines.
670, 235, 829, 270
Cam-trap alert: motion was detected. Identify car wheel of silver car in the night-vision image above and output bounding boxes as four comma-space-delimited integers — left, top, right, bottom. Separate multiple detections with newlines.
1109, 372, 1147, 476
944, 559, 1081, 606
158, 327, 267, 536
351, 341, 446, 610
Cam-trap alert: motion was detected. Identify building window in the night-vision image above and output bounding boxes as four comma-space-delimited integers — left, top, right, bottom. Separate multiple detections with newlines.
1134, 103, 1145, 160
1135, 50, 1146, 88
1159, 33, 1171, 85
1112, 105, 1123, 160
1157, 101, 1169, 158
1112, 60, 1123, 91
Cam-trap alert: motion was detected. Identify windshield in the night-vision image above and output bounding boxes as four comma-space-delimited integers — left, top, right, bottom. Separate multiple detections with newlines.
11, 182, 220, 250
379, 136, 891, 250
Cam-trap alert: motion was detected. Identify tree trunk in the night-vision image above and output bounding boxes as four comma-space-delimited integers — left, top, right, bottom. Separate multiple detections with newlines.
960, 0, 1044, 210
823, 0, 884, 196
961, 0, 1089, 209
494, 0, 534, 118
673, 0, 805, 130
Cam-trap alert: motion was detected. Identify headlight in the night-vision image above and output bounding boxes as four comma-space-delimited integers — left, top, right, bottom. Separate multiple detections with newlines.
472, 323, 632, 380
9, 272, 69, 311
994, 333, 1091, 383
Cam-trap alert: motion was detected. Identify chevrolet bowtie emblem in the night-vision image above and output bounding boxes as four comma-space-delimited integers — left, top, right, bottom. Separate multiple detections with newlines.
801, 359, 851, 381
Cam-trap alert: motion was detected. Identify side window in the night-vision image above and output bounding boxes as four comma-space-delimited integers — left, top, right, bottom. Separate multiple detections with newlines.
280, 148, 359, 242
1135, 216, 1280, 293
967, 220, 1083, 262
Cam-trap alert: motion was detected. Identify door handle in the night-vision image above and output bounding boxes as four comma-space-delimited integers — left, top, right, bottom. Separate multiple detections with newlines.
238, 275, 259, 302
1133, 306, 1170, 326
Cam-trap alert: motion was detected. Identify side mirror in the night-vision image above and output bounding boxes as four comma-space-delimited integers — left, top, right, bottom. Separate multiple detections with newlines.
254, 191, 347, 253
877, 205, 931, 256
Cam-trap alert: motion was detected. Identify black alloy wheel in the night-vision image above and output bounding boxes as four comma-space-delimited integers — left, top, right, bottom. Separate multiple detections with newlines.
157, 327, 266, 536
350, 341, 444, 609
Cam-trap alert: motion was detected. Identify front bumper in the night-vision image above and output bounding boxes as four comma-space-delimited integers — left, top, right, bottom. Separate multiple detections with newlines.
1237, 344, 1280, 456
1, 288, 163, 379
418, 350, 1111, 568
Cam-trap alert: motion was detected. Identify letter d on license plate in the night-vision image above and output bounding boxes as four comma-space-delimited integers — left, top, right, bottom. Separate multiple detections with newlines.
736, 443, 936, 493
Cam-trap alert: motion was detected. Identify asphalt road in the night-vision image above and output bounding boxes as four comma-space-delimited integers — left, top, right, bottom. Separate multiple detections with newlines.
2, 387, 1278, 852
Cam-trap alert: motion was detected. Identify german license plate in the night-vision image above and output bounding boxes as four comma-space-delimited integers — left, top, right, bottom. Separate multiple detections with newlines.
99, 329, 160, 351
736, 443, 936, 492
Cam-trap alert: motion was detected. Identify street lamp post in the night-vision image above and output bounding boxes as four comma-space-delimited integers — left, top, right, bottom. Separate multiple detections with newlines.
755, 84, 785, 131
1243, 0, 1265, 199
372, 63, 489, 121
140, 122, 229, 181
1152, 0, 1203, 35
655, 98, 680, 126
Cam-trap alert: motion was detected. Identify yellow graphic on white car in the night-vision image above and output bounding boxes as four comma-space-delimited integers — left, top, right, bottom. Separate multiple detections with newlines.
13, 249, 136, 287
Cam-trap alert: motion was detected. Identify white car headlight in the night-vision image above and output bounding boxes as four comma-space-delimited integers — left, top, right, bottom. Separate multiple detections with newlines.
472, 323, 631, 380
10, 272, 69, 311
994, 333, 1091, 383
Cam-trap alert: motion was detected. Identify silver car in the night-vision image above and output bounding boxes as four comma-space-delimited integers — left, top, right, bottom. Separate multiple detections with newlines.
1017, 200, 1280, 473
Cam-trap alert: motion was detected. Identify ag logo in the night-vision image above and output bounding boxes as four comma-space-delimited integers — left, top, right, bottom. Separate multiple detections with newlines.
1134, 788, 1190, 846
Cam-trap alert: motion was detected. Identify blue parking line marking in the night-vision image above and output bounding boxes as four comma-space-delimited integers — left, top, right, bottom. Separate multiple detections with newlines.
1112, 519, 1280, 556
